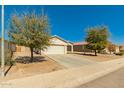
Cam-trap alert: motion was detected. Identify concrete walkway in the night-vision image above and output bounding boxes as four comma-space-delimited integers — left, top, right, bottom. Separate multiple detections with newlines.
47, 54, 98, 68
0, 57, 124, 88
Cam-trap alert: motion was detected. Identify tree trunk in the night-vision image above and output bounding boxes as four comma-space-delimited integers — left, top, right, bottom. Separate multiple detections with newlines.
94, 50, 97, 56
30, 47, 33, 62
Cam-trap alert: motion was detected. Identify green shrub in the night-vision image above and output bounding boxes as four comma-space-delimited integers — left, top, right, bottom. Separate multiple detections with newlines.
115, 52, 124, 56
0, 49, 15, 66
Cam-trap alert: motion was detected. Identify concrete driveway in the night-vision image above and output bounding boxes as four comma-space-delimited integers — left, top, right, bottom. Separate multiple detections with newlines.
47, 54, 99, 68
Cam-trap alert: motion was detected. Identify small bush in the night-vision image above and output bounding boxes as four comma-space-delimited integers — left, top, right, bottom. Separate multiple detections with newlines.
0, 49, 15, 66
115, 52, 124, 56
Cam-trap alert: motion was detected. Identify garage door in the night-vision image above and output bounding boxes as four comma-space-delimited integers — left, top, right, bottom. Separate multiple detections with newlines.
45, 45, 65, 54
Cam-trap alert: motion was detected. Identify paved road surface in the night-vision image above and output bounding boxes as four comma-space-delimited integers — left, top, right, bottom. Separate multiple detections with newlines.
47, 54, 99, 68
79, 67, 124, 88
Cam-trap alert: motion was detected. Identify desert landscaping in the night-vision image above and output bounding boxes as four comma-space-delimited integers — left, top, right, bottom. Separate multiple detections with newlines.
0, 54, 65, 82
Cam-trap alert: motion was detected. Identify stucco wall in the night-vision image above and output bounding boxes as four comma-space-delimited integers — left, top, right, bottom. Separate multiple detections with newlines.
50, 37, 68, 46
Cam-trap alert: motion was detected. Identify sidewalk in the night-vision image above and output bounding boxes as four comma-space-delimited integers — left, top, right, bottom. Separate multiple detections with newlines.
0, 57, 124, 88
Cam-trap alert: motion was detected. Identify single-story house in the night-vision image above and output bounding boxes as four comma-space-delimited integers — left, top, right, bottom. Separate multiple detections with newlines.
67, 41, 120, 54
15, 35, 73, 55
42, 35, 73, 54
67, 42, 92, 53
73, 42, 89, 52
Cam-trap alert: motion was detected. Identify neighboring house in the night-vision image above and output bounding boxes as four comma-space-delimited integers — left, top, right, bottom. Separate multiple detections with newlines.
15, 35, 73, 55
14, 45, 31, 57
0, 38, 16, 52
14, 45, 31, 58
68, 41, 120, 54
16, 45, 30, 53
67, 42, 92, 52
73, 42, 89, 52
104, 45, 120, 54
16, 45, 30, 52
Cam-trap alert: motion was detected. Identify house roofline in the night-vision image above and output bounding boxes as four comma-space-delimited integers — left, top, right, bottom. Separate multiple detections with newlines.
51, 35, 73, 44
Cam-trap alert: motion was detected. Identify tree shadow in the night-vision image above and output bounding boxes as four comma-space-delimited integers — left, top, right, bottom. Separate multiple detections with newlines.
15, 56, 47, 64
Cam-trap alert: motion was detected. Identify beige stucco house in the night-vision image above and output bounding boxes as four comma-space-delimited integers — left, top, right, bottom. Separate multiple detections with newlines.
42, 35, 73, 54
67, 41, 121, 54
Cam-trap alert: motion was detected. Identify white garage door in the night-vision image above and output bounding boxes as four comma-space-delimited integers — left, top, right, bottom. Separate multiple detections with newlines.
45, 45, 65, 54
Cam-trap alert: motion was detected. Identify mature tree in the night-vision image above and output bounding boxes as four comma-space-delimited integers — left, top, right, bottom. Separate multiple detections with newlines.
85, 26, 109, 56
107, 41, 116, 54
8, 11, 51, 62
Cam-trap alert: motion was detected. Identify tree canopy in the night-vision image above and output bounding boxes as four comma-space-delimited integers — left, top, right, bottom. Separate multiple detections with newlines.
8, 11, 51, 62
85, 26, 109, 56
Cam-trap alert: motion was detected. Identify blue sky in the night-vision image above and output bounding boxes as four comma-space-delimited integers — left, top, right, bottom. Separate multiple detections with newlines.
1, 5, 124, 45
